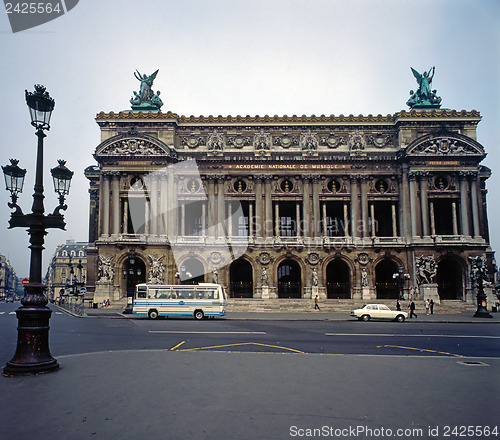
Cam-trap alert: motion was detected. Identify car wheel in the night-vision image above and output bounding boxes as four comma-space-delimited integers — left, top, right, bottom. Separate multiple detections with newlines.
148, 309, 159, 320
194, 310, 204, 320
361, 314, 370, 322
396, 314, 405, 322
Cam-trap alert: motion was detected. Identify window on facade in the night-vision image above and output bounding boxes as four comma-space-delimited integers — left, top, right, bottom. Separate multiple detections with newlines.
277, 202, 297, 236
184, 201, 204, 236
371, 201, 397, 237
323, 202, 348, 236
233, 201, 250, 236
127, 197, 146, 234
434, 199, 458, 235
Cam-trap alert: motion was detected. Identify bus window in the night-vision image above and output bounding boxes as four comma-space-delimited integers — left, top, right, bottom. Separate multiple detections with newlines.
157, 288, 170, 299
137, 286, 147, 298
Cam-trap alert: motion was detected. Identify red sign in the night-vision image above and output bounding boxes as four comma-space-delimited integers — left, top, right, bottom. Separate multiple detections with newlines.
22, 278, 29, 286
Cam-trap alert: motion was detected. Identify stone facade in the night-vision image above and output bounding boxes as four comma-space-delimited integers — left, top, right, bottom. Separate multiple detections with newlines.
85, 109, 494, 304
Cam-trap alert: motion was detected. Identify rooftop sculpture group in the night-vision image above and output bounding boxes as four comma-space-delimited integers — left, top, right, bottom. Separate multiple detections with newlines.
406, 66, 442, 109
130, 69, 163, 111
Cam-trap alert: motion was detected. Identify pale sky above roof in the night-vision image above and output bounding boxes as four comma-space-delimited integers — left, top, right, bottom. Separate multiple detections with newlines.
0, 0, 499, 276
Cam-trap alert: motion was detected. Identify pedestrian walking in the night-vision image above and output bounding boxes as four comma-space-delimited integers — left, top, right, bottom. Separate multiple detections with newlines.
425, 299, 430, 315
408, 300, 417, 318
314, 295, 320, 311
430, 299, 434, 314
396, 299, 401, 311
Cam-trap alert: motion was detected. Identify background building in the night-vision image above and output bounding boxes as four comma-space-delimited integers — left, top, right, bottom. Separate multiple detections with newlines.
0, 254, 18, 299
45, 240, 88, 301
84, 73, 495, 306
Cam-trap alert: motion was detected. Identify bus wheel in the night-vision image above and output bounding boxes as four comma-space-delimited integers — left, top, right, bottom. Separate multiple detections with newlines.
148, 309, 159, 320
194, 310, 204, 320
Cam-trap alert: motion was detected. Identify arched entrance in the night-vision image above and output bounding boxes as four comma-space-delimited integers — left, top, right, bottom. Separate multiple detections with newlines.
278, 260, 301, 298
230, 259, 253, 298
375, 259, 399, 299
437, 258, 464, 300
124, 254, 147, 298
326, 259, 351, 299
180, 258, 205, 285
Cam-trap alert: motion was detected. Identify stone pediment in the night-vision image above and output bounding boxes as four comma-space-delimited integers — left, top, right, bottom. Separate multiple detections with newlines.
94, 129, 178, 160
406, 133, 485, 158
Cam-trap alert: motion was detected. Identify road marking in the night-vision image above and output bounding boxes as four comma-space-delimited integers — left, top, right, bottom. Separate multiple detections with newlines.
377, 344, 464, 357
169, 341, 186, 351
326, 333, 500, 339
181, 342, 306, 354
0, 312, 5, 315
9, 312, 16, 315
149, 331, 267, 335
55, 312, 63, 315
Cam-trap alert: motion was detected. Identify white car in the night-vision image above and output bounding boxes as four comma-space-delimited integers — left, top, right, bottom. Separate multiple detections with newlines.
350, 304, 407, 322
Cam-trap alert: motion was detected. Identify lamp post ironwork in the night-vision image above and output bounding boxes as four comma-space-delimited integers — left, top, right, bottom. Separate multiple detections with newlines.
2, 85, 73, 376
393, 266, 410, 300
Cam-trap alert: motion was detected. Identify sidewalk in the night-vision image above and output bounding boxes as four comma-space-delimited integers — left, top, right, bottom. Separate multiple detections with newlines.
61, 304, 500, 323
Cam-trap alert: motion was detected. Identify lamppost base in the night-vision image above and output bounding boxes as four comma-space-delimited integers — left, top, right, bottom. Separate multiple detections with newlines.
3, 306, 59, 377
473, 309, 493, 318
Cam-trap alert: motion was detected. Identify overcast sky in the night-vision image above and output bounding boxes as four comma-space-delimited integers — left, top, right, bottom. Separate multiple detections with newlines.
0, 0, 499, 277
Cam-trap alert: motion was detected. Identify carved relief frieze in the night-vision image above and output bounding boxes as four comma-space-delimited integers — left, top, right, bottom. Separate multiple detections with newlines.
273, 133, 299, 149
102, 138, 164, 156
181, 135, 206, 149
367, 134, 394, 148
227, 134, 252, 149
412, 137, 479, 155
207, 132, 225, 155
320, 134, 346, 149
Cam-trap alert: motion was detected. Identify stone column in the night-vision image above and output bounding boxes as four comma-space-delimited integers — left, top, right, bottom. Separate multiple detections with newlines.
392, 203, 398, 237
274, 202, 280, 237
207, 176, 216, 238
452, 202, 459, 235
470, 172, 481, 238
350, 176, 360, 239
180, 203, 186, 236
227, 201, 233, 237
296, 202, 301, 237
360, 176, 369, 238
322, 202, 327, 238
111, 173, 120, 235
265, 177, 273, 238
400, 166, 411, 237
255, 177, 263, 238
150, 175, 158, 236
430, 202, 436, 236
217, 177, 225, 238
343, 203, 349, 237
312, 177, 320, 237
160, 173, 168, 235
419, 172, 430, 237
370, 203, 376, 237
249, 203, 254, 237
201, 203, 206, 236
409, 172, 419, 238
122, 199, 128, 234
102, 173, 110, 236
303, 177, 311, 238
459, 172, 471, 236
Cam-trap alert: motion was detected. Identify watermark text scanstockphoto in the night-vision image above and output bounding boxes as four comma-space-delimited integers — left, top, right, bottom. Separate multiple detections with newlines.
289, 424, 499, 438
4, 1, 79, 33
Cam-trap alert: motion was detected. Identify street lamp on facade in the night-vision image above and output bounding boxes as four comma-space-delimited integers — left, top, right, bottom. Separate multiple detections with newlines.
2, 85, 73, 376
393, 266, 410, 300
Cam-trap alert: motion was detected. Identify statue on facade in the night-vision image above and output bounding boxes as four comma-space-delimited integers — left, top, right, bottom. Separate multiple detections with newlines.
212, 267, 219, 284
415, 255, 437, 285
261, 267, 269, 287
130, 69, 163, 110
147, 254, 165, 284
97, 255, 115, 283
361, 268, 368, 287
406, 67, 442, 109
469, 255, 486, 284
311, 268, 318, 287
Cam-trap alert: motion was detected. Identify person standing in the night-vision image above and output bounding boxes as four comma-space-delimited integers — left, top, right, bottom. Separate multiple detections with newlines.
408, 300, 417, 318
314, 295, 320, 311
429, 299, 434, 315
396, 299, 401, 311
425, 299, 430, 315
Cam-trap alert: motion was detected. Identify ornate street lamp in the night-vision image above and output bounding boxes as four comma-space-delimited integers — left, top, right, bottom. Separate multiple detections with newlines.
393, 266, 410, 300
2, 85, 73, 376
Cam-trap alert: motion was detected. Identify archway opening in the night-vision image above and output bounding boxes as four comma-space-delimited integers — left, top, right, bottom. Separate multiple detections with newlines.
180, 258, 205, 285
124, 255, 147, 298
278, 260, 301, 298
326, 259, 351, 299
375, 260, 399, 299
437, 258, 463, 300
230, 259, 253, 298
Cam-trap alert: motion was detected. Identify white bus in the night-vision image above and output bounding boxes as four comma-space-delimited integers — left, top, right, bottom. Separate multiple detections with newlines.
132, 283, 227, 320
